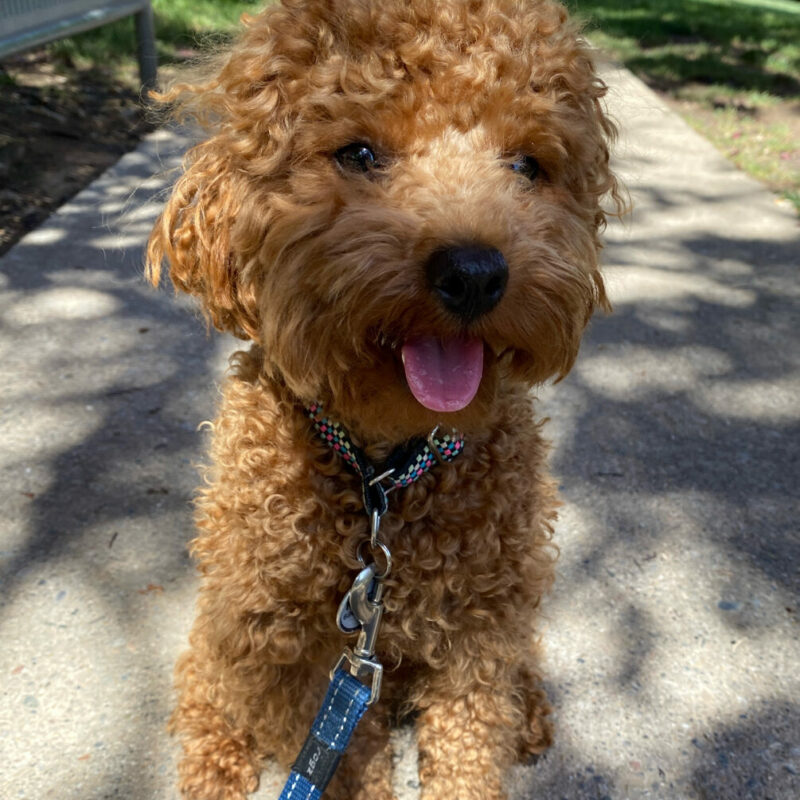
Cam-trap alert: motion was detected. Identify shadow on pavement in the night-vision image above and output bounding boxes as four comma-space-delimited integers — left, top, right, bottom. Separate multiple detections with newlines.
690, 700, 800, 799
0, 130, 237, 797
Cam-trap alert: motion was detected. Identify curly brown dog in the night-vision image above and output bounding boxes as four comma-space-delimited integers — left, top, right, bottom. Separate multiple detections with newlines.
146, 1, 619, 798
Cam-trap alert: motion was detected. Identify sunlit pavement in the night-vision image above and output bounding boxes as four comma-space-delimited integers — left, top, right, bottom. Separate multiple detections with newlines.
1, 65, 798, 800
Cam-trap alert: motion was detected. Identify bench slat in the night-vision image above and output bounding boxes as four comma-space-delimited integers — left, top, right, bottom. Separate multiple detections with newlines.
0, 1, 156, 87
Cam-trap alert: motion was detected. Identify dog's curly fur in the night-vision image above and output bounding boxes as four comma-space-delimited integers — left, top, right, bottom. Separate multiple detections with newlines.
146, 1, 619, 797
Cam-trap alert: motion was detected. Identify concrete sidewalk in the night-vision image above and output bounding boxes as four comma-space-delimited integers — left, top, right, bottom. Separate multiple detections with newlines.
1, 64, 798, 800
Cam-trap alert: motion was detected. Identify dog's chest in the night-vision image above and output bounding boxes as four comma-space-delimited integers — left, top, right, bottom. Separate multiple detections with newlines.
310, 472, 540, 660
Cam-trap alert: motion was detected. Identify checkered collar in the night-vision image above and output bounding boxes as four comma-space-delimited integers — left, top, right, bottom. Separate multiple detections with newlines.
306, 402, 465, 517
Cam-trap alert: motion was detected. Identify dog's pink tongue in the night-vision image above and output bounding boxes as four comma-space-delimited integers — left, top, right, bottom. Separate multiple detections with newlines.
401, 336, 483, 412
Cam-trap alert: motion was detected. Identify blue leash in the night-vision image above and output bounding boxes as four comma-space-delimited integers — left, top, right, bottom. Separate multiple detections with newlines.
278, 668, 372, 800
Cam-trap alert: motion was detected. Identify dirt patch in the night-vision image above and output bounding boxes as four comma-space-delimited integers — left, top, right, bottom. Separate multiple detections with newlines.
0, 51, 156, 256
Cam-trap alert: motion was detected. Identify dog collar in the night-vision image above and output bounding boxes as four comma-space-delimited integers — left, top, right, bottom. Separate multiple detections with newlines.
306, 402, 464, 517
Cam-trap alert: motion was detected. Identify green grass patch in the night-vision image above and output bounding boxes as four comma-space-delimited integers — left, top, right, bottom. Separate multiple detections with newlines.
49, 0, 263, 73
571, 0, 800, 213
688, 108, 799, 182
571, 0, 800, 96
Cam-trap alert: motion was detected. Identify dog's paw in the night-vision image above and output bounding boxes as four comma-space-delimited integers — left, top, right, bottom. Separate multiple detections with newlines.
177, 739, 259, 800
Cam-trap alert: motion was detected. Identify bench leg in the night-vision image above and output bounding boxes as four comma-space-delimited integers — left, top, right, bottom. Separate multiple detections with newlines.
135, 4, 157, 89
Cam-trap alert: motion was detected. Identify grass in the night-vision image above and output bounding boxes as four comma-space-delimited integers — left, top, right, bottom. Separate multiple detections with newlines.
570, 0, 800, 213
49, 0, 263, 77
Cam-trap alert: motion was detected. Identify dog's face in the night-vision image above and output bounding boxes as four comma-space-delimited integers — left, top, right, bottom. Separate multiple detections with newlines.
148, 0, 618, 440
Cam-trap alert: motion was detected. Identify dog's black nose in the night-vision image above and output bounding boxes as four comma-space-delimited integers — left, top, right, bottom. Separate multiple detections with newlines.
425, 245, 508, 323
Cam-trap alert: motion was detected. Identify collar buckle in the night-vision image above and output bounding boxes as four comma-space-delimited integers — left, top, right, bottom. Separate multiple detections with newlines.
368, 467, 396, 490
426, 425, 445, 465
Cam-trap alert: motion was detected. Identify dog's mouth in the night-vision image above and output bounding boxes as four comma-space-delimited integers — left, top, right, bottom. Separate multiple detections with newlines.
400, 335, 484, 413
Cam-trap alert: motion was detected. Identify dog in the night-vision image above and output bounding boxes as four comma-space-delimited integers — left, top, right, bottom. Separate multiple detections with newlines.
146, 1, 619, 798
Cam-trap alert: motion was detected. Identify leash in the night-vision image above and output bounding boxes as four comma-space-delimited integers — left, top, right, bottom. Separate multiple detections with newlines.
277, 404, 464, 799
278, 667, 372, 800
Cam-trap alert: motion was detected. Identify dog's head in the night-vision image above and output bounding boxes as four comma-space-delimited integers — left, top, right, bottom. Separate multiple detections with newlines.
147, 0, 620, 440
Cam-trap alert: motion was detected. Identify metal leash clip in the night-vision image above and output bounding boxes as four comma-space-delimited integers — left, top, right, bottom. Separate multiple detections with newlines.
333, 561, 385, 705
333, 510, 390, 705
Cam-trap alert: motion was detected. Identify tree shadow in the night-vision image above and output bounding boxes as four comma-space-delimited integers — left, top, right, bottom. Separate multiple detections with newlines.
565, 228, 800, 595
0, 129, 219, 605
690, 700, 800, 799
520, 175, 800, 796
0, 127, 233, 798
513, 746, 620, 799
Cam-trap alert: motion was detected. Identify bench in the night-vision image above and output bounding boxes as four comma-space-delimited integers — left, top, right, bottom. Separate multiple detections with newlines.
0, 1, 156, 88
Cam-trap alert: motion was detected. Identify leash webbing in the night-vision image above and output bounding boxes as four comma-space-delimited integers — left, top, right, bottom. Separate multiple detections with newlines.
279, 669, 372, 800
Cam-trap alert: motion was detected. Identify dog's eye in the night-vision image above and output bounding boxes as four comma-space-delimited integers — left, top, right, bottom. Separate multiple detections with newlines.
335, 143, 378, 174
508, 155, 541, 183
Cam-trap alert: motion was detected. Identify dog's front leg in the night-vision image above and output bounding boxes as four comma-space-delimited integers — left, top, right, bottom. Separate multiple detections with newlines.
416, 678, 522, 800
170, 650, 260, 800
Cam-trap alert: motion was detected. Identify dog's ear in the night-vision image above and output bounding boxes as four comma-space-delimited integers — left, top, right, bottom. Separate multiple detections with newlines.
144, 3, 322, 341
586, 84, 627, 235
146, 141, 260, 341
549, 40, 628, 317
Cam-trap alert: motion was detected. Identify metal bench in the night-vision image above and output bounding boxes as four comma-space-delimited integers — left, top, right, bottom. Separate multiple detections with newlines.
0, 1, 156, 88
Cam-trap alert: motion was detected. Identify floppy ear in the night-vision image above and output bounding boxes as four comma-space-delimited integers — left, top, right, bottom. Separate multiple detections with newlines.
587, 83, 627, 234
146, 141, 260, 341
144, 2, 343, 340
554, 42, 628, 317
